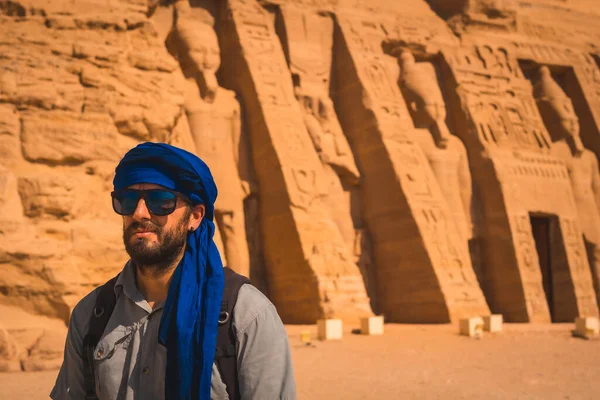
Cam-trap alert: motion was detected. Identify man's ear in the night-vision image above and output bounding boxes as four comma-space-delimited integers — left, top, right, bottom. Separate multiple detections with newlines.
189, 204, 205, 232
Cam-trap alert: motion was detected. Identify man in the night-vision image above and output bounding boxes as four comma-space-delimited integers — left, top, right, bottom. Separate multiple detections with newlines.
51, 142, 296, 399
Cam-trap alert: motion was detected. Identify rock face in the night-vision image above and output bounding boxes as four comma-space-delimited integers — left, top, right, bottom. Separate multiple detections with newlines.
1, 0, 600, 369
0, 0, 193, 371
0, 304, 67, 372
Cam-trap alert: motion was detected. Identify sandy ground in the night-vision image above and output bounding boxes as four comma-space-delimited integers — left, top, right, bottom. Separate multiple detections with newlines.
1, 323, 598, 399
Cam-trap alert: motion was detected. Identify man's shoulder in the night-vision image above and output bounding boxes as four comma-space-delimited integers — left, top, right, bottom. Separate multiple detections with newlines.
232, 284, 277, 334
68, 286, 104, 337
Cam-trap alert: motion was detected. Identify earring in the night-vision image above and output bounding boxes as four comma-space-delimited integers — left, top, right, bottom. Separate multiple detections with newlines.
189, 227, 194, 232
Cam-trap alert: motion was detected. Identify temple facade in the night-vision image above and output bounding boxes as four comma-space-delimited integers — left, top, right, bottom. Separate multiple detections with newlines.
1, 2, 600, 369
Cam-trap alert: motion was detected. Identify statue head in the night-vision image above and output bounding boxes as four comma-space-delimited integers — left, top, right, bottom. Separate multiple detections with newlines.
174, 1, 220, 102
399, 50, 450, 148
533, 66, 583, 155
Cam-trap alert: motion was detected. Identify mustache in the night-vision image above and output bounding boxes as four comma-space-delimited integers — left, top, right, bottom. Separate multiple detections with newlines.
125, 221, 159, 236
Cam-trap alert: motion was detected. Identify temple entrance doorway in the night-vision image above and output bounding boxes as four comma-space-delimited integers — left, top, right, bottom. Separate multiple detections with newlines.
530, 215, 555, 321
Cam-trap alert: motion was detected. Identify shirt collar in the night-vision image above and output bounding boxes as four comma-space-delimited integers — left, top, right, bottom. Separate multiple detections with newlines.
115, 261, 165, 314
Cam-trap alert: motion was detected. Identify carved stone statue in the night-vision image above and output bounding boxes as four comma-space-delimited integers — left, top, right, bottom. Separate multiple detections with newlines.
172, 0, 252, 277
298, 90, 360, 187
398, 50, 474, 242
534, 65, 600, 303
279, 7, 361, 251
172, 1, 220, 101
297, 88, 359, 248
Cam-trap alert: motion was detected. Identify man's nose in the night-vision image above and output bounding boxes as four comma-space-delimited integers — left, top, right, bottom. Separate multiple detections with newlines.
132, 198, 152, 221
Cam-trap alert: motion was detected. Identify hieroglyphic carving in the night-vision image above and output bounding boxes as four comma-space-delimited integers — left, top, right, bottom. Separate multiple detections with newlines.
503, 152, 569, 181
397, 50, 474, 242
443, 43, 575, 321
417, 205, 471, 287
558, 216, 599, 317
560, 218, 586, 273
444, 38, 599, 320
531, 66, 600, 309
334, 14, 489, 322
394, 143, 436, 199
342, 18, 412, 137
276, 6, 362, 253
513, 214, 538, 273
231, 1, 318, 207
171, 0, 251, 277
508, 42, 600, 158
218, 0, 372, 322
509, 212, 551, 319
444, 45, 552, 153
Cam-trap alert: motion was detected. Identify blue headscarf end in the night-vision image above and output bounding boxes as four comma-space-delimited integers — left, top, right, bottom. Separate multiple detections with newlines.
113, 142, 224, 399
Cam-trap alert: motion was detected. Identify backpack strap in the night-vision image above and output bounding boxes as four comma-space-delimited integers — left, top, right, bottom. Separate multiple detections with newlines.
215, 267, 251, 400
82, 274, 120, 400
81, 268, 250, 400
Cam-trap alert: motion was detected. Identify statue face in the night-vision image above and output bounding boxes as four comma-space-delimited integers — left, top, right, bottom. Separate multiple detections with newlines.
551, 98, 580, 140
542, 96, 584, 155
423, 102, 447, 124
189, 40, 221, 74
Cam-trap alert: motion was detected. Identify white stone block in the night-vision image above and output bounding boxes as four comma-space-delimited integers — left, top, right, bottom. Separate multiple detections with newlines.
574, 317, 599, 339
483, 315, 503, 333
317, 319, 343, 340
460, 317, 484, 338
360, 316, 384, 335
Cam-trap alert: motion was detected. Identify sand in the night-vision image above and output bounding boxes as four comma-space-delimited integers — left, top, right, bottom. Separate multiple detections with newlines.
1, 323, 598, 399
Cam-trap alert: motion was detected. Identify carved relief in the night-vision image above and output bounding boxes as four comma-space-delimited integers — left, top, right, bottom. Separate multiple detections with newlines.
171, 0, 252, 277
397, 50, 474, 242
333, 15, 489, 322
217, 0, 372, 322
276, 6, 361, 251
444, 45, 551, 153
532, 66, 600, 307
443, 34, 599, 320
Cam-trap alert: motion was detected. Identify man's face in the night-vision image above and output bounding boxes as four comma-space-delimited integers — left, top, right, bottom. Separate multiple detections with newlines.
122, 183, 191, 273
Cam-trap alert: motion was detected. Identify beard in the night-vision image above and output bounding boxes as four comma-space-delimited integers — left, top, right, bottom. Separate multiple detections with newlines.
123, 209, 191, 277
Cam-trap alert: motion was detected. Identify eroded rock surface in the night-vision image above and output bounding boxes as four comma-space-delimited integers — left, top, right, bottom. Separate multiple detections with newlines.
0, 0, 193, 370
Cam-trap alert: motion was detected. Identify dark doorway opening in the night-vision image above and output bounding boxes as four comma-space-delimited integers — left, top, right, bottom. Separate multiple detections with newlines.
530, 216, 554, 320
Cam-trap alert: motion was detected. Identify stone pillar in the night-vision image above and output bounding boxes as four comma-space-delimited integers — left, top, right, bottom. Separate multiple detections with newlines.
332, 14, 490, 322
274, 6, 376, 302
216, 0, 372, 323
397, 50, 474, 248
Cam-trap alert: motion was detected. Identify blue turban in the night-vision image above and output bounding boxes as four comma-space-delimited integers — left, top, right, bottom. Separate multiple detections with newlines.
113, 142, 224, 400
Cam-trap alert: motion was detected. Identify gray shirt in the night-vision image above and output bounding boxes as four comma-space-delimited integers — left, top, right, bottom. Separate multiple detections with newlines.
50, 263, 296, 399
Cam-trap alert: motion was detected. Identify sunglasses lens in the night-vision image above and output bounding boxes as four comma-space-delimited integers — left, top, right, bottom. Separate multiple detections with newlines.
112, 190, 141, 216
145, 190, 177, 216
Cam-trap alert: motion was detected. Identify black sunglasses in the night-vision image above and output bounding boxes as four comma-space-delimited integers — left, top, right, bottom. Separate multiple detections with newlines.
111, 189, 187, 216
